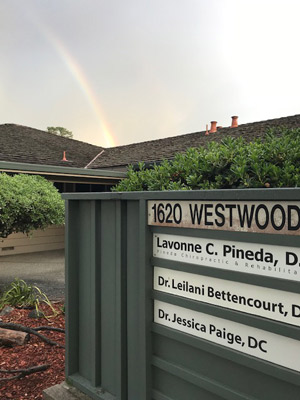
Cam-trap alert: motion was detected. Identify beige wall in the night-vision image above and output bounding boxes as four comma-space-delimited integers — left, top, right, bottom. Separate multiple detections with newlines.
0, 225, 65, 256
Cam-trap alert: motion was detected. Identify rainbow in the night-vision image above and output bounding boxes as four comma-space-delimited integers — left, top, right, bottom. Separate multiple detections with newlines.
32, 17, 117, 147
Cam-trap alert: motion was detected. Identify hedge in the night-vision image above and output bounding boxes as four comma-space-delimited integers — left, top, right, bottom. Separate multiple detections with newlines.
113, 127, 300, 192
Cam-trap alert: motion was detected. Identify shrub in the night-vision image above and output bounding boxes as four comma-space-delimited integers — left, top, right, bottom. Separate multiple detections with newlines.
112, 127, 300, 192
0, 173, 64, 238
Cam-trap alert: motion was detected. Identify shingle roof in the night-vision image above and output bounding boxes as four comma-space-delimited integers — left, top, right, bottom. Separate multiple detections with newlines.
2, 115, 300, 172
89, 114, 300, 170
0, 124, 103, 168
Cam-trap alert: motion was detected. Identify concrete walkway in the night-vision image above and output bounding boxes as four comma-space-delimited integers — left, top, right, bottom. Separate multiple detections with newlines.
0, 249, 65, 300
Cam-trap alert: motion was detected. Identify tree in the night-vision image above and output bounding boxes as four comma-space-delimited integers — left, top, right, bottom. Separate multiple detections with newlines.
47, 126, 73, 139
0, 174, 65, 238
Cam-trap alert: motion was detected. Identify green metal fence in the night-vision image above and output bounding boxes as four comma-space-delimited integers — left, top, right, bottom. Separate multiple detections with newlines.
63, 189, 300, 400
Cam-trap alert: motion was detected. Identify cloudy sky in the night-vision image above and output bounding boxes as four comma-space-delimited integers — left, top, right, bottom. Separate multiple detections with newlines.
1, 0, 299, 147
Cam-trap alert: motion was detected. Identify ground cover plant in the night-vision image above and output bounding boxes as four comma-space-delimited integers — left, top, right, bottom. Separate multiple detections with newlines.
0, 174, 64, 238
0, 279, 58, 318
113, 127, 300, 191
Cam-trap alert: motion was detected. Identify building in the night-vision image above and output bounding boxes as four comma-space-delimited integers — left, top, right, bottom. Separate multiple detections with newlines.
0, 124, 125, 192
86, 114, 300, 171
0, 124, 125, 255
1, 114, 300, 255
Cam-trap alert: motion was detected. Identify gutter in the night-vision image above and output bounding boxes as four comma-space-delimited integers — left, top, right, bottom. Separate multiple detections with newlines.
0, 161, 126, 180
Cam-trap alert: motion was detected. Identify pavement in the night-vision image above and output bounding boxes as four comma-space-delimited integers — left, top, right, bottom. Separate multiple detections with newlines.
0, 249, 65, 300
43, 382, 92, 400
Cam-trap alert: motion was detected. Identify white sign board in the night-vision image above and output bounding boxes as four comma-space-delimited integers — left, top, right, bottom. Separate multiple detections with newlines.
153, 233, 300, 281
154, 267, 300, 326
154, 300, 300, 372
148, 200, 300, 235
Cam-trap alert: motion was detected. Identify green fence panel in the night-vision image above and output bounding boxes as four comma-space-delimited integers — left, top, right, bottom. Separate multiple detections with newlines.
64, 189, 300, 400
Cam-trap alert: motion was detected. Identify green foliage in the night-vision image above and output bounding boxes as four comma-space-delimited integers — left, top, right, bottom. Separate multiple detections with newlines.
47, 126, 73, 139
113, 127, 300, 192
0, 173, 65, 238
0, 279, 58, 317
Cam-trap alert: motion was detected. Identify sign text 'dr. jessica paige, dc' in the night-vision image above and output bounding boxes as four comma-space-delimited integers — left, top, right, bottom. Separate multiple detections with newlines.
154, 301, 300, 372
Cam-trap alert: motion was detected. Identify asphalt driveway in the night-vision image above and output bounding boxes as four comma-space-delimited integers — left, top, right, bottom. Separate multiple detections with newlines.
0, 249, 65, 300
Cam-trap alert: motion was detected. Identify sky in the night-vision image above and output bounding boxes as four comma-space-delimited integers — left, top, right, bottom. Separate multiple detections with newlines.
1, 0, 300, 148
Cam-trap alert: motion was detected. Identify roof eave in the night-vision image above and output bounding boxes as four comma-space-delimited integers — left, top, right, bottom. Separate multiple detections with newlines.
0, 160, 126, 180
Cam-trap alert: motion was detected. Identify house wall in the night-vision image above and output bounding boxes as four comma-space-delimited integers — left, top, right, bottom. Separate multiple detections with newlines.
0, 225, 65, 256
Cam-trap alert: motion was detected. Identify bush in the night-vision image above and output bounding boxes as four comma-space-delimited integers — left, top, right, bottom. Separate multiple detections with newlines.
112, 127, 300, 192
0, 174, 64, 238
